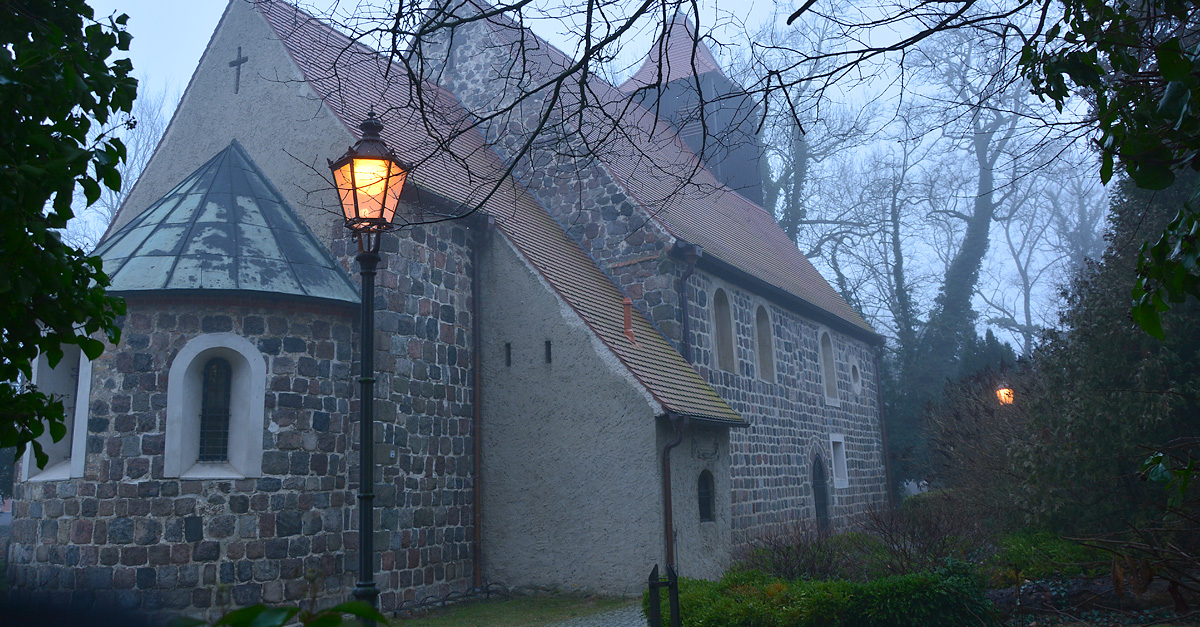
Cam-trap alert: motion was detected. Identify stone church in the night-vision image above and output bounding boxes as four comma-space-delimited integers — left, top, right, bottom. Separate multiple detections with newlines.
7, 0, 887, 616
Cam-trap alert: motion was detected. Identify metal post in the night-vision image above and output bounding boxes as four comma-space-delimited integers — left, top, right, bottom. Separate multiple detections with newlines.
647, 565, 662, 627
667, 565, 681, 627
353, 246, 381, 619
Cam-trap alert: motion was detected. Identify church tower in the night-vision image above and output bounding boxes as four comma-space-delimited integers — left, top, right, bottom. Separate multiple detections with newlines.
620, 16, 767, 206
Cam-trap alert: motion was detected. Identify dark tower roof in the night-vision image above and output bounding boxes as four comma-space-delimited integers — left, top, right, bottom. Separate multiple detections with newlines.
619, 15, 723, 93
619, 15, 766, 206
94, 140, 360, 304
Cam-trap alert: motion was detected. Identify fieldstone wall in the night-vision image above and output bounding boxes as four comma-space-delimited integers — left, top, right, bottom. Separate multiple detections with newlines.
7, 297, 357, 618
418, 1, 887, 550
325, 225, 477, 609
418, 11, 682, 332
686, 272, 888, 546
8, 222, 479, 617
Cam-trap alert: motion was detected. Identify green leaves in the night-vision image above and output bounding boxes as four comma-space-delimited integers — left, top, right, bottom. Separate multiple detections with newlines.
1, 1, 133, 462
1019, 1, 1200, 337
167, 601, 388, 627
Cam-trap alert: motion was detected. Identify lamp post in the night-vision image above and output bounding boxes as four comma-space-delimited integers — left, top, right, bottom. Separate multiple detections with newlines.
329, 108, 410, 614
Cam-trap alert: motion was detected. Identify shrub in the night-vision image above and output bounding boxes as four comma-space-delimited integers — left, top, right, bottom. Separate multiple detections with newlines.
981, 531, 1107, 587
643, 564, 996, 627
737, 521, 864, 581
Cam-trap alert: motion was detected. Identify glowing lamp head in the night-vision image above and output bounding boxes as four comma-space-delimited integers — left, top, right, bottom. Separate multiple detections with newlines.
329, 109, 410, 232
996, 381, 1014, 405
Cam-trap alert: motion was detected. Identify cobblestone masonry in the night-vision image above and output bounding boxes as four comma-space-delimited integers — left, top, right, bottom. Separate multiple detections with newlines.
420, 5, 888, 547
420, 13, 680, 329
687, 273, 888, 546
8, 298, 357, 617
320, 224, 478, 610
8, 224, 479, 617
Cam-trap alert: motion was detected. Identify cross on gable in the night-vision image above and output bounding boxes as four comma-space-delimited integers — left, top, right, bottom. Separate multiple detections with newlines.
229, 46, 249, 94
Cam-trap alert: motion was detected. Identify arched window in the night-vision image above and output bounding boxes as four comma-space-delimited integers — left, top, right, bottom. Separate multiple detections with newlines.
166, 333, 265, 479
755, 306, 774, 381
698, 470, 714, 522
713, 289, 734, 372
199, 357, 232, 462
820, 331, 837, 400
812, 456, 829, 531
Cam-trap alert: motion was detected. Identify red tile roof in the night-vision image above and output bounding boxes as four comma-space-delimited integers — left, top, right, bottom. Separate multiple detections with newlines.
471, 7, 876, 336
258, 1, 744, 424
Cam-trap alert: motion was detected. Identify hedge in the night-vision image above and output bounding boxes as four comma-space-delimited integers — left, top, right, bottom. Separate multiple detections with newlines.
643, 564, 996, 627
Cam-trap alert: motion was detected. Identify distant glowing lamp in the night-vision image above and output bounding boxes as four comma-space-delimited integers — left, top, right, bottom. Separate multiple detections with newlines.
329, 108, 410, 234
996, 381, 1014, 406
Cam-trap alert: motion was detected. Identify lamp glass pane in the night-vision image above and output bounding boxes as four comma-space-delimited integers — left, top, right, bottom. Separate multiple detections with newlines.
332, 162, 357, 222
351, 157, 392, 221
385, 161, 407, 224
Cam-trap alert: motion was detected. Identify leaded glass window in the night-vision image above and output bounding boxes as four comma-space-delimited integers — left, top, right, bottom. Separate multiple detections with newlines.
199, 357, 232, 462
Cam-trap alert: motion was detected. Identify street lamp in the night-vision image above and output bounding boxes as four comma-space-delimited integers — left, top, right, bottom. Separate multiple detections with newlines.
329, 108, 410, 613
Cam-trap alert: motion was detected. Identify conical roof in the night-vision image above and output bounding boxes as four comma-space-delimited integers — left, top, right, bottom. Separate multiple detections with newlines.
95, 140, 359, 304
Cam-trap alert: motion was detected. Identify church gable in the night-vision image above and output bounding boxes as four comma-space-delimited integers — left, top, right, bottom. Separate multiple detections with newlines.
110, 0, 354, 244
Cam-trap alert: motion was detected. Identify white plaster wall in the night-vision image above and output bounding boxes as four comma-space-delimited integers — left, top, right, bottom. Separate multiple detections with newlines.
480, 235, 664, 595
111, 0, 351, 243
661, 421, 732, 581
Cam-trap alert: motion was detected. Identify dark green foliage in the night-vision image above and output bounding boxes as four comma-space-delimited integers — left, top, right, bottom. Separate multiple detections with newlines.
167, 601, 387, 627
642, 565, 996, 627
739, 497, 992, 585
886, 329, 1016, 488
1019, 0, 1200, 333
1017, 175, 1200, 531
981, 532, 1108, 588
0, 0, 131, 464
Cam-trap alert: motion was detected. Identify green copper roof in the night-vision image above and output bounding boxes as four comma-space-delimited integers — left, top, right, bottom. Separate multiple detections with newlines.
95, 140, 359, 304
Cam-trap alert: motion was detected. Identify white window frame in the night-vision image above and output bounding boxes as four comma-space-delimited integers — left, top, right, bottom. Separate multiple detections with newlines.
21, 347, 91, 482
165, 333, 265, 479
830, 434, 849, 489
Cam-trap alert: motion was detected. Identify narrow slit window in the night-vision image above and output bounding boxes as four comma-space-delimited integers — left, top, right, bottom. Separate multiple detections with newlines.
544, 340, 552, 364
755, 306, 774, 381
199, 357, 232, 462
698, 470, 714, 522
714, 289, 734, 372
831, 435, 849, 489
820, 331, 837, 399
505, 342, 512, 367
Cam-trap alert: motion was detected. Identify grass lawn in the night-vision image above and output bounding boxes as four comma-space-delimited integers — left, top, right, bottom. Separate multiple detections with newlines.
395, 594, 638, 626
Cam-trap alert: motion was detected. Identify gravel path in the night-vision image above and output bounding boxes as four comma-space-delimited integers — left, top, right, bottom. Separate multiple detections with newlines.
545, 603, 647, 627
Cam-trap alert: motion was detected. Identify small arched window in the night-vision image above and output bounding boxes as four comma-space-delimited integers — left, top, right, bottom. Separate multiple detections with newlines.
820, 331, 837, 400
713, 289, 734, 372
199, 357, 233, 462
698, 470, 714, 522
755, 306, 774, 381
166, 333, 266, 479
